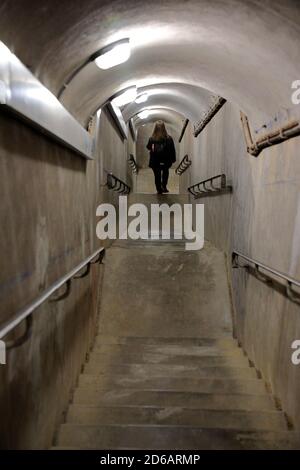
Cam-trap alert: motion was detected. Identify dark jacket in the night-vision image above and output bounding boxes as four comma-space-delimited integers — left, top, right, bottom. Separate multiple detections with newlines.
146, 136, 176, 169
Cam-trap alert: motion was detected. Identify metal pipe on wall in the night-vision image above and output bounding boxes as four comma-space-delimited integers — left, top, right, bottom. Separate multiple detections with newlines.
240, 111, 300, 157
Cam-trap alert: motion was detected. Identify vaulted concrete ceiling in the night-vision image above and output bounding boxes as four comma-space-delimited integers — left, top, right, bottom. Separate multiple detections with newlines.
133, 107, 185, 134
1, 0, 299, 127
123, 84, 216, 124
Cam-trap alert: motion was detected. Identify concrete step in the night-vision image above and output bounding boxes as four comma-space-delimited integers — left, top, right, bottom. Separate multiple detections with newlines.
56, 424, 300, 450
84, 362, 257, 379
92, 341, 246, 358
128, 192, 188, 206
72, 388, 275, 411
237, 434, 300, 450
78, 374, 268, 395
112, 239, 188, 249
88, 351, 250, 368
66, 404, 287, 431
94, 336, 238, 348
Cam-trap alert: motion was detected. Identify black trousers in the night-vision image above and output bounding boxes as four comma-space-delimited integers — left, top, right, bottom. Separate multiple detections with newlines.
152, 165, 169, 192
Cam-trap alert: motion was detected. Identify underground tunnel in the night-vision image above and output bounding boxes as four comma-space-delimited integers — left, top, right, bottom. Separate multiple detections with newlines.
0, 0, 300, 455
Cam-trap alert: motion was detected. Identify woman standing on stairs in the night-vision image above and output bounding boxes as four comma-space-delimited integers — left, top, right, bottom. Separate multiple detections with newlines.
146, 121, 176, 194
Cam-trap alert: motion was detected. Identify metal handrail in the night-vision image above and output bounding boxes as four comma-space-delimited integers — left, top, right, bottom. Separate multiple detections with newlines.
175, 155, 192, 175
194, 97, 226, 138
188, 174, 232, 198
179, 119, 189, 143
107, 172, 131, 194
0, 247, 105, 348
128, 154, 138, 174
232, 250, 300, 305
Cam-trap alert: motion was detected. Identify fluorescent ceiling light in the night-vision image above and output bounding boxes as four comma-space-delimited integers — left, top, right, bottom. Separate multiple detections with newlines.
138, 110, 150, 119
112, 87, 137, 107
135, 93, 148, 104
95, 39, 131, 70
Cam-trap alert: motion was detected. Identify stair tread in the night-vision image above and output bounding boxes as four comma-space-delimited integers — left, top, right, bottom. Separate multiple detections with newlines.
87, 351, 249, 367
92, 342, 245, 357
86, 362, 252, 369
84, 362, 258, 379
66, 404, 287, 430
57, 424, 300, 450
72, 388, 274, 411
94, 336, 238, 347
78, 374, 267, 394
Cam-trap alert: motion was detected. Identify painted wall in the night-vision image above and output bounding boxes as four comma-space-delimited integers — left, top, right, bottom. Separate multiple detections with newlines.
178, 103, 300, 428
0, 108, 133, 448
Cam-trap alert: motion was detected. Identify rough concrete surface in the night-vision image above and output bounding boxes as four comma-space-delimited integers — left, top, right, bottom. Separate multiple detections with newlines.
178, 102, 300, 431
0, 0, 300, 451
54, 202, 299, 448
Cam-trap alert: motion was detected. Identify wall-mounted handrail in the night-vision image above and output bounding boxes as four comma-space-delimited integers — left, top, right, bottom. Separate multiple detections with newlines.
188, 174, 232, 198
175, 155, 192, 175
128, 154, 138, 174
232, 250, 300, 305
107, 172, 131, 195
0, 248, 105, 348
179, 119, 189, 143
240, 111, 300, 157
194, 97, 226, 138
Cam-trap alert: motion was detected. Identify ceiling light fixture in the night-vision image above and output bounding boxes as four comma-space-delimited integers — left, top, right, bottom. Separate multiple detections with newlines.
112, 86, 137, 107
138, 110, 150, 120
94, 38, 131, 70
57, 38, 131, 99
135, 93, 148, 104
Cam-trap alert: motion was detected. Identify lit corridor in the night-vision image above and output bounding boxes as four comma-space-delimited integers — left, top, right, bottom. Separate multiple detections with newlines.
0, 0, 300, 452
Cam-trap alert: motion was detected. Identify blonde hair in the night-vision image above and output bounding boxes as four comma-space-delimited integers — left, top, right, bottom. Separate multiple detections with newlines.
151, 120, 168, 141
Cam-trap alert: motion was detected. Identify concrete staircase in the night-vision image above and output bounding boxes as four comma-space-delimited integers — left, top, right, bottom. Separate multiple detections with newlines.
54, 335, 300, 449
53, 204, 299, 449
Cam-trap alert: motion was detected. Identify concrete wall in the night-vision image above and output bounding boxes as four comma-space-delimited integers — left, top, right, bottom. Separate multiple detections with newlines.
0, 108, 132, 448
178, 103, 300, 429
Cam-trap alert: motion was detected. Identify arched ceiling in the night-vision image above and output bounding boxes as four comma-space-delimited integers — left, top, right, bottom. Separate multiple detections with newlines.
123, 84, 216, 123
133, 108, 185, 133
1, 0, 300, 128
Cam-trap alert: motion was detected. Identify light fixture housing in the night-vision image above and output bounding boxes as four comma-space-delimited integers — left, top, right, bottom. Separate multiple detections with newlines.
138, 110, 150, 120
94, 38, 131, 70
57, 38, 131, 99
135, 93, 148, 104
112, 86, 137, 107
